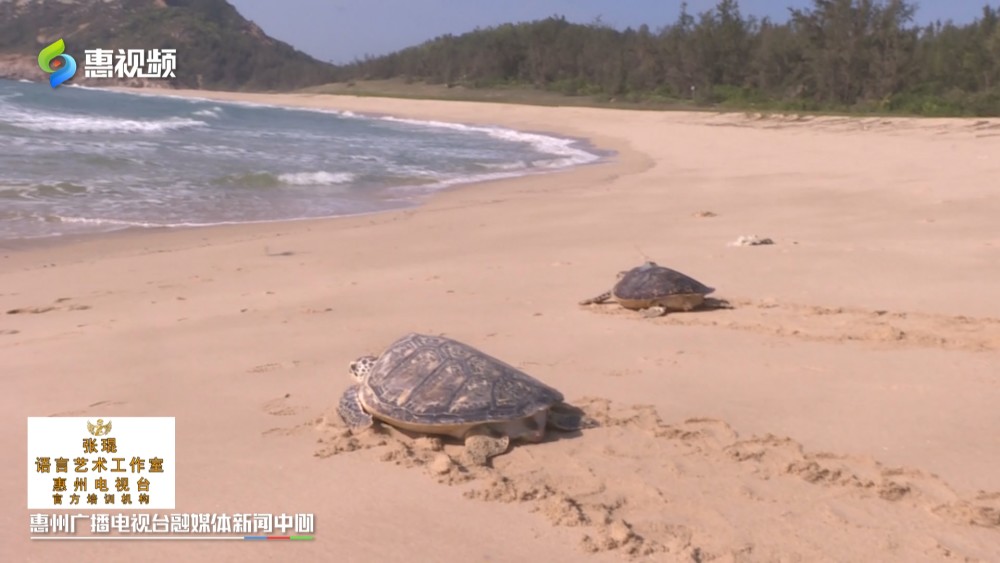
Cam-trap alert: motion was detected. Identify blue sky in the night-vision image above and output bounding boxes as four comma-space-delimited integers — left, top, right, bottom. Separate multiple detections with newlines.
230, 0, 997, 64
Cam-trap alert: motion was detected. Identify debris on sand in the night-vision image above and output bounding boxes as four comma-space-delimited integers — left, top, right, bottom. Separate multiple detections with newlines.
728, 235, 774, 247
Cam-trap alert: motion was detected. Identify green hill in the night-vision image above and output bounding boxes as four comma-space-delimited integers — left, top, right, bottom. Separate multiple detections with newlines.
0, 0, 337, 90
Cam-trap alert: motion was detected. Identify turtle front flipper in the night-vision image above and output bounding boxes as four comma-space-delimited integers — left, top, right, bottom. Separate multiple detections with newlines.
461, 427, 510, 466
641, 305, 668, 318
579, 291, 612, 306
337, 385, 373, 430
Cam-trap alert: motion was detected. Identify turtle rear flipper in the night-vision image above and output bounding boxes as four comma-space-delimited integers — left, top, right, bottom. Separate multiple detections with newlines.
337, 385, 373, 430
579, 291, 612, 306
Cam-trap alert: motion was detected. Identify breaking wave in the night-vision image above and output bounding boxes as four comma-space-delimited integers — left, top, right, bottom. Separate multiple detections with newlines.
0, 107, 206, 133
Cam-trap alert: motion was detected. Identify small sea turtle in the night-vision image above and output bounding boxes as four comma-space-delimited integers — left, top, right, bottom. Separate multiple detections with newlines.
580, 261, 715, 317
337, 333, 582, 465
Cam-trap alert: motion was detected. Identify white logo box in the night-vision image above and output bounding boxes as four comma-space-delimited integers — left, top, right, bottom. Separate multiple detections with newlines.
27, 417, 175, 510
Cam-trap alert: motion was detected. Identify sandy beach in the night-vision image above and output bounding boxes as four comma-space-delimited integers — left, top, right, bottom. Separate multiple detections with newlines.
3, 90, 1000, 561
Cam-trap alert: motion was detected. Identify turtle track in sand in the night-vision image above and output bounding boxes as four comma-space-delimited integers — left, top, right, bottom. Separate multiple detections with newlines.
582, 297, 1000, 353
287, 398, 1000, 561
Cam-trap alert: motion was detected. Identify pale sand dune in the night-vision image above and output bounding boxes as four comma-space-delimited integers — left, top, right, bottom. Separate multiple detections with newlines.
1, 90, 999, 561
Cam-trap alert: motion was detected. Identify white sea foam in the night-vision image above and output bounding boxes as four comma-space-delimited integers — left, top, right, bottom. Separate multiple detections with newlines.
104, 89, 359, 118
53, 214, 286, 229
47, 206, 391, 231
65, 84, 109, 91
378, 116, 600, 168
54, 216, 168, 228
478, 160, 529, 171
192, 106, 224, 118
385, 164, 447, 179
388, 169, 538, 196
277, 171, 356, 185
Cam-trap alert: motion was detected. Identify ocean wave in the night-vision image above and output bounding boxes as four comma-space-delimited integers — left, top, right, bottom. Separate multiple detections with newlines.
0, 182, 92, 200
213, 171, 356, 188
387, 169, 540, 196
97, 88, 359, 118
378, 116, 600, 168
0, 106, 207, 133
65, 84, 109, 91
81, 154, 138, 169
278, 171, 356, 185
213, 172, 282, 188
192, 106, 224, 118
43, 207, 390, 231
477, 160, 529, 171
47, 215, 260, 229
382, 165, 448, 181
50, 216, 166, 227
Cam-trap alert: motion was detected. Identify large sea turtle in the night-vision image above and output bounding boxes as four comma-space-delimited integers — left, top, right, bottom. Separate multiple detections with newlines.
337, 333, 583, 465
580, 261, 715, 317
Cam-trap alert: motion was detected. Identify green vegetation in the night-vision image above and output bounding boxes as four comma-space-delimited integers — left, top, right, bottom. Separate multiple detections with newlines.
336, 0, 1000, 117
0, 0, 337, 91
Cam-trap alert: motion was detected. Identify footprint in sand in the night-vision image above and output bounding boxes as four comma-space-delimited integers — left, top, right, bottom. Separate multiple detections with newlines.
605, 368, 642, 378
246, 360, 301, 374
301, 307, 333, 314
7, 306, 57, 314
262, 394, 303, 417
88, 400, 126, 408
584, 297, 1000, 352
295, 398, 1000, 561
48, 400, 126, 417
6, 300, 92, 315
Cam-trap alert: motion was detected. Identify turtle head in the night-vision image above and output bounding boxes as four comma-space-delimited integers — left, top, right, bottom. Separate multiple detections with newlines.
349, 355, 377, 381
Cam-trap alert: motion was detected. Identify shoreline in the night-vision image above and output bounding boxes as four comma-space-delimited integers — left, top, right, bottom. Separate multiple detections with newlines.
0, 152, 615, 252
4, 90, 999, 561
0, 157, 609, 259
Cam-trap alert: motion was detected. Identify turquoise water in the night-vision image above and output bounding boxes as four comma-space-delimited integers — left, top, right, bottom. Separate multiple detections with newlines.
0, 79, 601, 240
